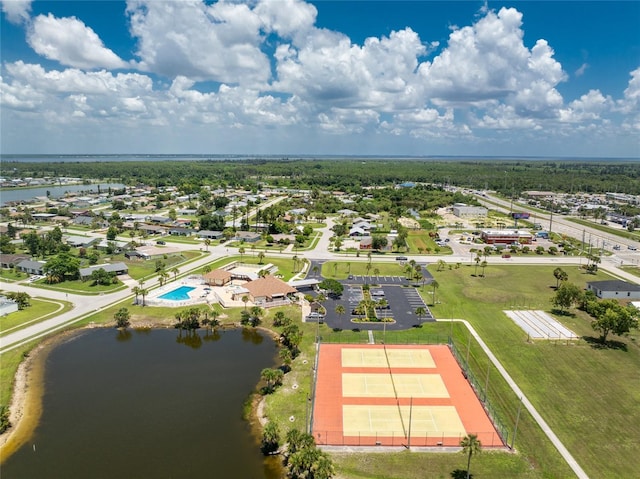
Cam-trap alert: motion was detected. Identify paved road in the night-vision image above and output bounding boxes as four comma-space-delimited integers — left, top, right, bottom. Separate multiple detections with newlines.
3, 205, 638, 479
0, 244, 230, 353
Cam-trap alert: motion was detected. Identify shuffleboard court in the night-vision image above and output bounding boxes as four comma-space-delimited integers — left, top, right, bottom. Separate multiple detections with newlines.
342, 347, 435, 368
342, 373, 449, 398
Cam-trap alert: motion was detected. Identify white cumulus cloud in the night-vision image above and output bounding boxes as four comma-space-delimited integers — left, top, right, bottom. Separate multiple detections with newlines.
1, 0, 31, 25
28, 14, 128, 69
126, 0, 270, 85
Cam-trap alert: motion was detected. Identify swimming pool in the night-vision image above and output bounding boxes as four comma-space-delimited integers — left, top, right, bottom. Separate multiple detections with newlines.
159, 286, 196, 301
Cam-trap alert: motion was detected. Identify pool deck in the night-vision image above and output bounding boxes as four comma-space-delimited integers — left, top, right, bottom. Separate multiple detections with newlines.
143, 277, 251, 309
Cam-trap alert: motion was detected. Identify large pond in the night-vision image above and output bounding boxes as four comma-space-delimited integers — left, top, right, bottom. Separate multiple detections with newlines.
0, 183, 124, 205
1, 327, 284, 479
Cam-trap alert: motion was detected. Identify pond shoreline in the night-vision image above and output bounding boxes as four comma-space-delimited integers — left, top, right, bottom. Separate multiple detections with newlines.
0, 320, 282, 465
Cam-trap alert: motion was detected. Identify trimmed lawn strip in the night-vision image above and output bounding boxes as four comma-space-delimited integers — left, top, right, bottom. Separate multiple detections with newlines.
321, 261, 406, 280
0, 298, 72, 336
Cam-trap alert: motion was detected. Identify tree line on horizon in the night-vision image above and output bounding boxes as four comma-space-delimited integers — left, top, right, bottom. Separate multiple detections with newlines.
2, 158, 639, 196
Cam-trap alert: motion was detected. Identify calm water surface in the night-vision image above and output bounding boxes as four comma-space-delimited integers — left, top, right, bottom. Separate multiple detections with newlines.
2, 328, 284, 479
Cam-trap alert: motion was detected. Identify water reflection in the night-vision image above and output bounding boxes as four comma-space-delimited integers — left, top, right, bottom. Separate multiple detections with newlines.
2, 328, 283, 479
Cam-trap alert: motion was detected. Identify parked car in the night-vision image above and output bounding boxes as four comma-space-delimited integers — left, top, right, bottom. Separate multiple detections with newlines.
156, 240, 166, 245
306, 312, 325, 322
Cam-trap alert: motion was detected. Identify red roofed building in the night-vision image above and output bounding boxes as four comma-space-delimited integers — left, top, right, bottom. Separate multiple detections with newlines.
234, 275, 297, 304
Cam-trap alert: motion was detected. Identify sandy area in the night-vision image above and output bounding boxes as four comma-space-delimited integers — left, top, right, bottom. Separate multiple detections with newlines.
0, 340, 49, 458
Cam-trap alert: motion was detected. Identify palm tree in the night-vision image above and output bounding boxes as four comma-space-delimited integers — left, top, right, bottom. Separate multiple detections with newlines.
140, 288, 148, 307
158, 270, 169, 287
238, 246, 245, 261
204, 238, 211, 252
209, 309, 220, 328
431, 279, 439, 305
437, 259, 446, 271
257, 251, 265, 264
335, 304, 346, 319
203, 265, 212, 275
460, 434, 481, 479
292, 255, 299, 273
415, 306, 427, 322
480, 260, 488, 277
132, 286, 141, 305
242, 295, 249, 311
404, 264, 413, 279
250, 305, 264, 327
261, 368, 280, 393
273, 311, 287, 327
170, 267, 179, 281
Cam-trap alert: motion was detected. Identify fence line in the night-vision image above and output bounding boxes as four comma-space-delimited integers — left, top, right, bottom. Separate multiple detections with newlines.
448, 340, 509, 446
312, 430, 505, 448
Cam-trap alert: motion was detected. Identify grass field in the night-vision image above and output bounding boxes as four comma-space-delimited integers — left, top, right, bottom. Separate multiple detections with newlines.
425, 264, 640, 479
2, 262, 637, 478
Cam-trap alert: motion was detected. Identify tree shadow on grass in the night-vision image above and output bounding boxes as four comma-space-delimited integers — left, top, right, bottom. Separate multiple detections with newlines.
450, 470, 473, 479
582, 335, 628, 351
550, 308, 576, 317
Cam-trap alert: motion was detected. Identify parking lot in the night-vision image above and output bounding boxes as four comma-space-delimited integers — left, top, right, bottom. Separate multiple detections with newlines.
317, 283, 434, 331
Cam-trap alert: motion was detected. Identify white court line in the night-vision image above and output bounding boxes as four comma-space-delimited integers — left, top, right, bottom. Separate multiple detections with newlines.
428, 408, 437, 431
368, 409, 373, 430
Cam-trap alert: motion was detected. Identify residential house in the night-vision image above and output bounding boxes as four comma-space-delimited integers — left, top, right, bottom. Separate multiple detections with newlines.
197, 230, 224, 240
79, 262, 129, 281
234, 231, 261, 243
64, 235, 99, 248
0, 295, 19, 316
138, 224, 167, 235
16, 259, 45, 275
168, 226, 195, 236
0, 253, 30, 269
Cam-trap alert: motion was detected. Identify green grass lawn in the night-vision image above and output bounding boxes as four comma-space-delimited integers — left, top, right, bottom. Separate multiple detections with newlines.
30, 279, 128, 295
0, 298, 72, 336
115, 251, 202, 280
321, 260, 407, 279
406, 230, 450, 255
0, 270, 28, 282
423, 264, 640, 479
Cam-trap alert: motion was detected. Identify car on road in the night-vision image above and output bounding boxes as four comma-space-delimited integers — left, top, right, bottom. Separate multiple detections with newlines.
629, 245, 638, 251
156, 240, 166, 245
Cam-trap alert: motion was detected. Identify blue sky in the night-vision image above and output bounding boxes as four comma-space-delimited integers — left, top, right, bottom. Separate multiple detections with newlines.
1, 0, 639, 157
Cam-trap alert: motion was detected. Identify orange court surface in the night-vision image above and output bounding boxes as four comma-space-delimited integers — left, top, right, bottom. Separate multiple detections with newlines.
311, 344, 505, 448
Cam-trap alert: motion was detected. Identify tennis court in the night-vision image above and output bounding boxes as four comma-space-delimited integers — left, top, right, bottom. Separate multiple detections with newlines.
312, 344, 505, 448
